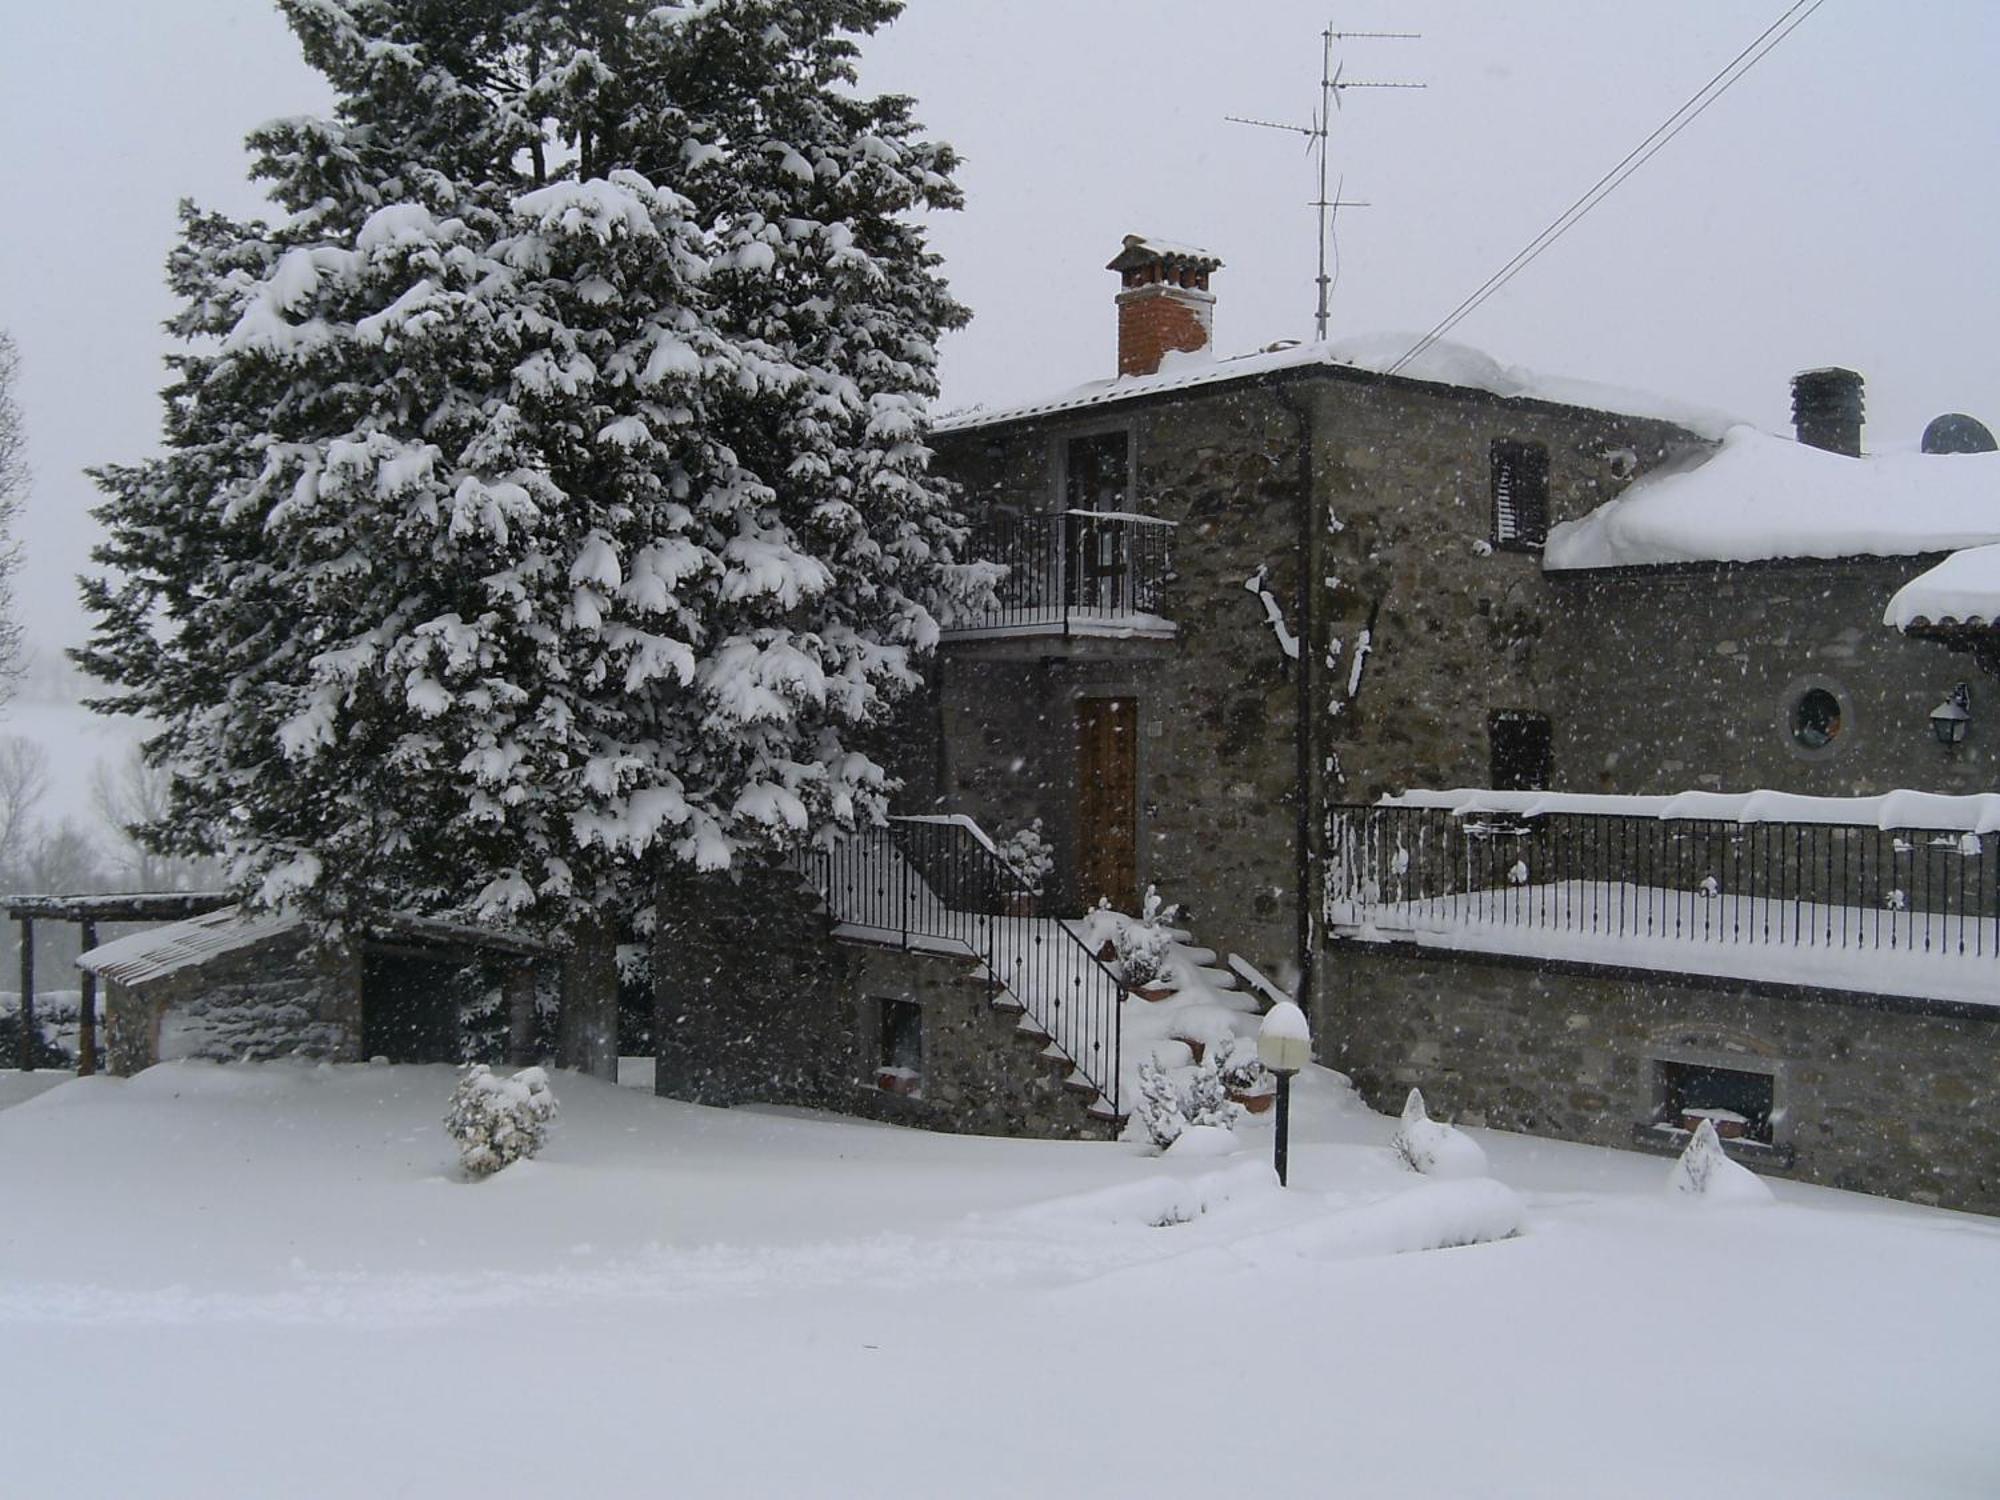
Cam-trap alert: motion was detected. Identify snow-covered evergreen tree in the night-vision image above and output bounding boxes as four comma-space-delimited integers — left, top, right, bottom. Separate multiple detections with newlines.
81, 2, 969, 1035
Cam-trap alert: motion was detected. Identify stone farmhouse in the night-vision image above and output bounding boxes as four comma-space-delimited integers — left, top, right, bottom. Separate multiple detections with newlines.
673, 233, 1996, 1211
49, 234, 2000, 1214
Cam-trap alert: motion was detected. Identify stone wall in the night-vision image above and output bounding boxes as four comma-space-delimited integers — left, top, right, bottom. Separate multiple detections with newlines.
105, 934, 363, 1075
1543, 559, 1992, 795
1323, 941, 2000, 1214
650, 865, 1114, 1138
838, 944, 1116, 1139
1298, 371, 1709, 805
929, 376, 1315, 985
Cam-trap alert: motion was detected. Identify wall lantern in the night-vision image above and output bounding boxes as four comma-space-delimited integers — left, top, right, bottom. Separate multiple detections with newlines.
1257, 1001, 1313, 1187
1930, 683, 1972, 746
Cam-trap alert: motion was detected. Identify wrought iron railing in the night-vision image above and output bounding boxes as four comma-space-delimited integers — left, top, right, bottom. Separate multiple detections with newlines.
1325, 803, 1997, 1002
946, 509, 1174, 636
796, 815, 1126, 1115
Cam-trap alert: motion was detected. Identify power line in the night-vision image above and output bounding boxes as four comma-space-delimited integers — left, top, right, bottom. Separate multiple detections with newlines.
1389, 0, 1825, 375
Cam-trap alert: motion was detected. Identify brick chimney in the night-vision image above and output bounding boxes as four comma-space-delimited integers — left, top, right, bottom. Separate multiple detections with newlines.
1108, 235, 1224, 378
1791, 367, 1864, 456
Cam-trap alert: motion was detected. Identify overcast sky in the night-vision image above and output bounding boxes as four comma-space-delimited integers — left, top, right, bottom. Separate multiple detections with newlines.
2, 0, 1996, 664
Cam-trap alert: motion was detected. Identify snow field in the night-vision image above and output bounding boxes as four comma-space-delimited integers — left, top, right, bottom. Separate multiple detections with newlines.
2, 1060, 1996, 1498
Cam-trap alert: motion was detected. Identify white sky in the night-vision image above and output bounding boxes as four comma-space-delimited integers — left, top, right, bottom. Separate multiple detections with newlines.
2, 0, 1996, 662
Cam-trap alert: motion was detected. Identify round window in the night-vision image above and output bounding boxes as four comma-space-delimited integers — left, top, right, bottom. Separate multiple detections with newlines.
1791, 687, 1843, 749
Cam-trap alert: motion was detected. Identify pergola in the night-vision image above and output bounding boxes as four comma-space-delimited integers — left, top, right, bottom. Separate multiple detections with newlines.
5, 892, 232, 1073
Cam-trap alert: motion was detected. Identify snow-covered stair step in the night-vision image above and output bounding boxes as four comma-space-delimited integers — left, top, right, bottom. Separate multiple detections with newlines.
1226, 953, 1292, 1010
1172, 943, 1220, 966
1086, 1095, 1127, 1123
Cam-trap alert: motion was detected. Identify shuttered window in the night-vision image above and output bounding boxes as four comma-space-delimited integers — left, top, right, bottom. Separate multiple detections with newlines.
1491, 439, 1550, 550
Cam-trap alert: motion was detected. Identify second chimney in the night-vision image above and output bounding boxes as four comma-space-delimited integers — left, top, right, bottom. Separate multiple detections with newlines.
1791, 367, 1865, 456
1108, 235, 1224, 378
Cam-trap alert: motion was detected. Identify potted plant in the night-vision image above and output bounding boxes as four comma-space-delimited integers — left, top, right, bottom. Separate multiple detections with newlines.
996, 819, 1054, 918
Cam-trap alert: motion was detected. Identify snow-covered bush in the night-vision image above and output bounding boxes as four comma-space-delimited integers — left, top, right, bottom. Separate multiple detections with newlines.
1391, 1089, 1489, 1179
1213, 1035, 1268, 1094
1667, 1119, 1773, 1204
996, 819, 1054, 897
1114, 885, 1180, 988
1134, 1055, 1243, 1152
445, 1065, 558, 1178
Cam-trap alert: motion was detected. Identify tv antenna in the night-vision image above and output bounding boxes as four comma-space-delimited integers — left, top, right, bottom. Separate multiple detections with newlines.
1227, 22, 1423, 341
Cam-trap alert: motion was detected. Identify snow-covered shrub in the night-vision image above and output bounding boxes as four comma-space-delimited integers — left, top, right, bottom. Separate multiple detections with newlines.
0, 1009, 69, 1069
1114, 885, 1180, 988
1134, 1055, 1243, 1153
1667, 1119, 1773, 1204
445, 1064, 558, 1178
1213, 1035, 1268, 1094
1391, 1089, 1489, 1179
996, 819, 1054, 897
1134, 1061, 1184, 1151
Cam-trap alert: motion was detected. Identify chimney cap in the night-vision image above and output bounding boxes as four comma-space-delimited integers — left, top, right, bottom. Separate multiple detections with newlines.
1107, 234, 1224, 276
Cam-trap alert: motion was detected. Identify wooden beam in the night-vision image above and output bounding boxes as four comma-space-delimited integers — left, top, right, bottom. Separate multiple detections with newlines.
3, 891, 232, 924
77, 918, 97, 1077
505, 963, 538, 1066
16, 915, 32, 1072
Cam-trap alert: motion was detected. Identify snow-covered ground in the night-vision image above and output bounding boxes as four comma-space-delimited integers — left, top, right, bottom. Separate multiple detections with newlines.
2, 1061, 1996, 1499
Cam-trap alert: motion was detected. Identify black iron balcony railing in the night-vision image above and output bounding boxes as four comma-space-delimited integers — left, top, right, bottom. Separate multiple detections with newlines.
1324, 799, 1999, 1005
794, 815, 1127, 1116
946, 509, 1175, 638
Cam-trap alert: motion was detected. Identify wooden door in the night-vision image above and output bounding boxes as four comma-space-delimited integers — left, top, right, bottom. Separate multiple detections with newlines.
1076, 697, 1139, 912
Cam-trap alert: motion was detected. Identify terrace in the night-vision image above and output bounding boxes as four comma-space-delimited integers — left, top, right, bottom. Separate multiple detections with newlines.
1324, 790, 2000, 1007
942, 509, 1176, 642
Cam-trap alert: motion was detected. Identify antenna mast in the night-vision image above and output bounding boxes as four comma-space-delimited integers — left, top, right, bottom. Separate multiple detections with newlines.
1228, 21, 1423, 341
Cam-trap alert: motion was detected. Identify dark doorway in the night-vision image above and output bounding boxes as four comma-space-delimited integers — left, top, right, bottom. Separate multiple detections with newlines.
361, 953, 466, 1063
1076, 696, 1139, 912
1489, 710, 1553, 791
1064, 431, 1129, 512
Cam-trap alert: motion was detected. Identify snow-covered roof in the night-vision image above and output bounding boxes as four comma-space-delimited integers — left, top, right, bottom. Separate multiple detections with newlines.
79, 906, 301, 987
1884, 542, 2000, 631
1381, 787, 2000, 835
77, 904, 549, 986
933, 334, 1738, 439
1546, 426, 2000, 571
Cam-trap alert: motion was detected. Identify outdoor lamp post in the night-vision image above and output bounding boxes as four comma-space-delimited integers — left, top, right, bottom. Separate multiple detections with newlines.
1931, 683, 1972, 746
1258, 1001, 1312, 1187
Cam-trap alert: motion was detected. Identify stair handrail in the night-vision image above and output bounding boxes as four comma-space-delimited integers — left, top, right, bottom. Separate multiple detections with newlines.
801, 814, 1127, 1116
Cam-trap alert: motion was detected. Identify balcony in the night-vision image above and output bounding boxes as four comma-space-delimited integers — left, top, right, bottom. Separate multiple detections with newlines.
1324, 791, 2000, 1006
943, 510, 1175, 642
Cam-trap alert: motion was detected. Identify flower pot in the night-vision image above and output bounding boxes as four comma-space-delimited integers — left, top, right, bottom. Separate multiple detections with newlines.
1004, 892, 1038, 918
875, 1067, 921, 1098
1231, 1088, 1276, 1115
1127, 983, 1177, 1003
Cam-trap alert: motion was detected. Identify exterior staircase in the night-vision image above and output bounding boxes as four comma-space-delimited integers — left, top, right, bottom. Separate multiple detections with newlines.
797, 816, 1131, 1127
795, 817, 1283, 1139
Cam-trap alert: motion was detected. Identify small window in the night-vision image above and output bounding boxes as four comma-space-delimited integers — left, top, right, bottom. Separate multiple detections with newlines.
1489, 710, 1552, 791
876, 998, 923, 1095
1491, 439, 1550, 550
1659, 1060, 1774, 1145
1791, 688, 1842, 749
1065, 431, 1130, 512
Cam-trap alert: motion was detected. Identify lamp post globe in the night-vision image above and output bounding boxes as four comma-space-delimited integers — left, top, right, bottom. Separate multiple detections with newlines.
1258, 1002, 1312, 1186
